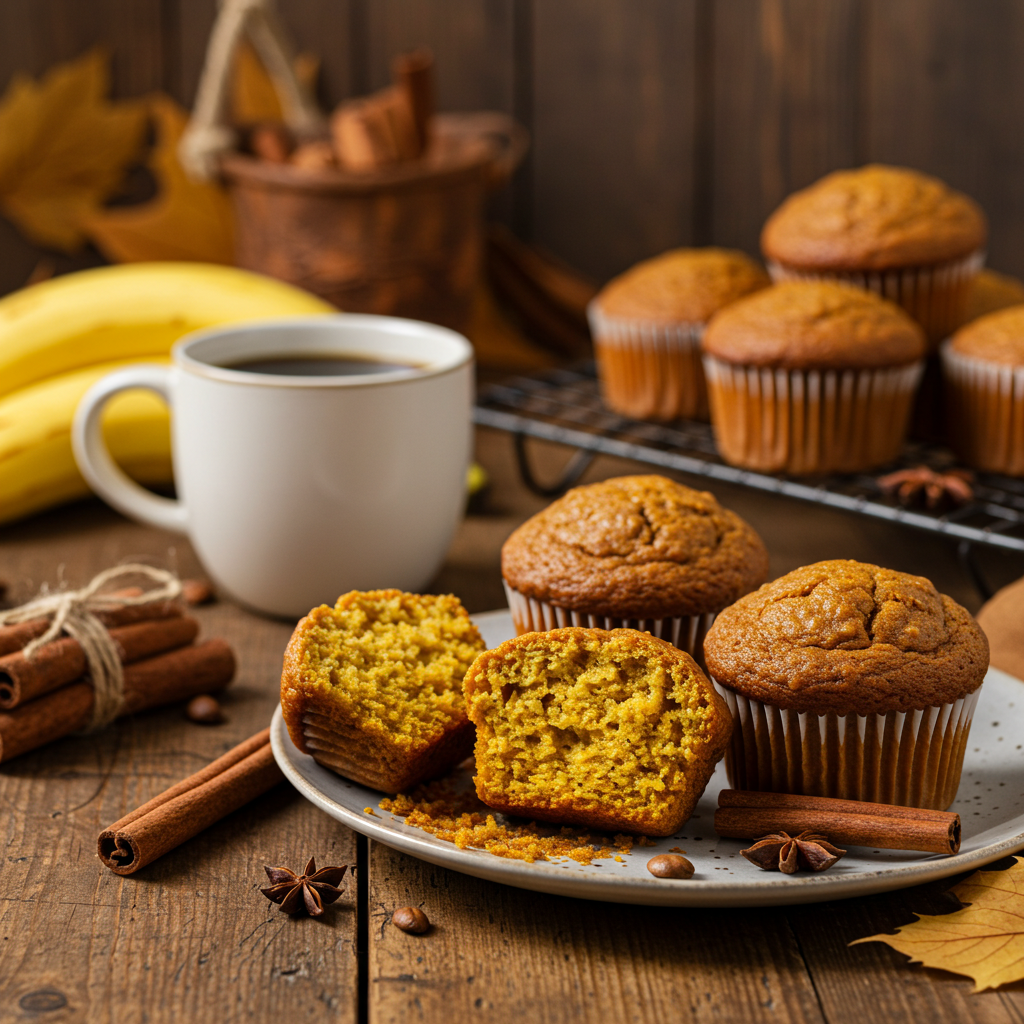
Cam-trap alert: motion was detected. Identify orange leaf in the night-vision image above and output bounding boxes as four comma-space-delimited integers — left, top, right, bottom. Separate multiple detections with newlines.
0, 49, 146, 251
231, 40, 320, 124
83, 95, 234, 264
852, 857, 1024, 991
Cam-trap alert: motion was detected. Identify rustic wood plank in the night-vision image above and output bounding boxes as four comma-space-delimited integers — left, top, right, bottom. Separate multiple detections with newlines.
367, 841, 825, 1024
0, 502, 358, 1022
711, 0, 861, 258
862, 0, 1024, 279
787, 869, 1023, 1023
529, 0, 699, 283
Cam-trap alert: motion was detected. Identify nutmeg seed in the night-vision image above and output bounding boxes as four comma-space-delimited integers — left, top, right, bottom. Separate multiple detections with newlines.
647, 854, 695, 879
392, 906, 430, 934
185, 694, 225, 724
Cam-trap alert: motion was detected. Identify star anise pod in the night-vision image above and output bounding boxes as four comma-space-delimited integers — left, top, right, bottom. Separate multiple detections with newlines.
261, 856, 348, 916
877, 466, 974, 509
740, 831, 846, 874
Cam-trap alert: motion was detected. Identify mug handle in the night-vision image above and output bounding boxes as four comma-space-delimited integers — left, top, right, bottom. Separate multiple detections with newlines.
71, 364, 189, 533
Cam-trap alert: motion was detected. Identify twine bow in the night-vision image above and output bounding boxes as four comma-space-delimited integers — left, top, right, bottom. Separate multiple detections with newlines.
0, 565, 183, 731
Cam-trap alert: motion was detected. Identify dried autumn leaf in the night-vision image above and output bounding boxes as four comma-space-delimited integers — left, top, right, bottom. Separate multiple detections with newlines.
0, 49, 146, 251
83, 94, 234, 264
232, 40, 319, 124
852, 857, 1024, 991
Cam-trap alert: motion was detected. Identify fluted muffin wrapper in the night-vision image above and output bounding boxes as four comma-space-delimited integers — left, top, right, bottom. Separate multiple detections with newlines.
702, 356, 923, 474
715, 685, 981, 810
504, 581, 715, 668
942, 340, 1024, 475
587, 302, 708, 420
767, 250, 985, 349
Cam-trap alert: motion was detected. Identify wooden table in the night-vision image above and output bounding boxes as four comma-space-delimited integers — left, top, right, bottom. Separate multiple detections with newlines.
2, 427, 1024, 1024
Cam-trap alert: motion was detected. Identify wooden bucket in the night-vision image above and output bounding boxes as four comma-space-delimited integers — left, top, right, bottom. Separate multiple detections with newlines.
221, 114, 525, 332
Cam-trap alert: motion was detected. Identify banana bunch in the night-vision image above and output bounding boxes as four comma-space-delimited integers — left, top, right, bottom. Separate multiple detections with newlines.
0, 263, 334, 526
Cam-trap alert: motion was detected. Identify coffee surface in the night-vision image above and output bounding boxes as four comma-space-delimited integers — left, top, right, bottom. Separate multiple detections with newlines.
225, 354, 419, 376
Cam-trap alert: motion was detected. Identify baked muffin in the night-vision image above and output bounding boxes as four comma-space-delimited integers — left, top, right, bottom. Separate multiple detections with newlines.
464, 627, 732, 835
281, 589, 485, 791
704, 560, 989, 810
588, 248, 769, 421
702, 280, 926, 473
942, 306, 1024, 474
959, 269, 1024, 327
762, 165, 986, 346
501, 474, 769, 665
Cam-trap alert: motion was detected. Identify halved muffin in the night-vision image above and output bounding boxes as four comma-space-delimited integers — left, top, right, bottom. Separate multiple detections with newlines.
463, 627, 732, 836
281, 589, 485, 791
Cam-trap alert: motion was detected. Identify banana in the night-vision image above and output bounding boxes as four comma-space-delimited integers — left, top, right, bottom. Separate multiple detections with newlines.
0, 359, 174, 525
0, 262, 334, 400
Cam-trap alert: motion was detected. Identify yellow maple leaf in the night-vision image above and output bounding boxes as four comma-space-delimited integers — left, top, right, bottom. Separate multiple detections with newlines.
231, 40, 319, 124
852, 857, 1024, 991
83, 94, 234, 264
0, 49, 146, 251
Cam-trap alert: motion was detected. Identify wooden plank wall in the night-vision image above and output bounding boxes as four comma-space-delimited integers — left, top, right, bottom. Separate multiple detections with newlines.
2, 0, 1024, 295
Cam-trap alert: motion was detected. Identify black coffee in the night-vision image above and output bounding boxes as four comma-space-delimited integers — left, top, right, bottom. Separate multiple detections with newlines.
225, 354, 420, 376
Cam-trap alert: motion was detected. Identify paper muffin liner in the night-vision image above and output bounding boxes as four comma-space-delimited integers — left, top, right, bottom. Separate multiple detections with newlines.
504, 581, 715, 669
587, 302, 708, 421
767, 250, 985, 349
702, 356, 924, 474
715, 684, 982, 810
942, 340, 1024, 475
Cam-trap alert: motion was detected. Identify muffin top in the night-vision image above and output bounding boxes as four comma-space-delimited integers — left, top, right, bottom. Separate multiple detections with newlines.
702, 280, 926, 370
703, 560, 989, 715
949, 305, 1024, 366
761, 165, 987, 271
501, 475, 769, 619
593, 247, 770, 323
960, 269, 1024, 327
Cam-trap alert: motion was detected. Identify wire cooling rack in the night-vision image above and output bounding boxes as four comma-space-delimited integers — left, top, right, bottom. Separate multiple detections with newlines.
474, 363, 1024, 597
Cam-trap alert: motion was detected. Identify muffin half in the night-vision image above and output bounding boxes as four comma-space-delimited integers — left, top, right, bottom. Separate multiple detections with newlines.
464, 627, 732, 835
281, 589, 485, 791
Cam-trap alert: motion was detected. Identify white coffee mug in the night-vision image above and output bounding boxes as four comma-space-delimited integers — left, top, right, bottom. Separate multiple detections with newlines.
72, 315, 474, 618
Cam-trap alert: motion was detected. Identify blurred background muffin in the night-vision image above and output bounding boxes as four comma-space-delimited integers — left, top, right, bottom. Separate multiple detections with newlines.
588, 248, 769, 422
942, 306, 1024, 475
501, 474, 768, 667
702, 281, 926, 474
703, 559, 989, 809
959, 268, 1024, 326
761, 165, 986, 347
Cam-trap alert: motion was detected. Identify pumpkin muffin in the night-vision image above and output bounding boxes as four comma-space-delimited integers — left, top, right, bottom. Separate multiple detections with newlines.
588, 248, 769, 421
704, 560, 989, 809
762, 165, 986, 346
464, 627, 732, 835
281, 589, 485, 791
702, 280, 926, 474
942, 306, 1024, 474
501, 474, 769, 665
959, 269, 1024, 327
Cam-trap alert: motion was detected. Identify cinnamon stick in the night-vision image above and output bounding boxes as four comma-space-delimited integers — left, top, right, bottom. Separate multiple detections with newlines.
98, 728, 283, 874
0, 599, 184, 657
393, 48, 434, 155
714, 790, 961, 856
0, 638, 235, 762
0, 615, 200, 708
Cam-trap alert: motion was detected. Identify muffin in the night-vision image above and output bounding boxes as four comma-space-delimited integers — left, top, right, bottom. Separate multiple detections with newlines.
762, 165, 986, 346
588, 248, 770, 421
702, 280, 926, 474
281, 589, 485, 791
704, 560, 989, 810
464, 627, 732, 835
959, 269, 1024, 327
501, 475, 769, 665
942, 306, 1024, 474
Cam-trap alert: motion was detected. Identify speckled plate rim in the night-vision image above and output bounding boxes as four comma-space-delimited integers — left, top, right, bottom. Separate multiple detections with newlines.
270, 610, 1024, 907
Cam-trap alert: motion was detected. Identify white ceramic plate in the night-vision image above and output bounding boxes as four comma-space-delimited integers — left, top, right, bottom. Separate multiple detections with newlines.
270, 609, 1024, 906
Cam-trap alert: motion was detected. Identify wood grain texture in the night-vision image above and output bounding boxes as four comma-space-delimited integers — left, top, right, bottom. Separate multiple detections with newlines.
530, 0, 699, 283
367, 842, 825, 1024
712, 0, 861, 259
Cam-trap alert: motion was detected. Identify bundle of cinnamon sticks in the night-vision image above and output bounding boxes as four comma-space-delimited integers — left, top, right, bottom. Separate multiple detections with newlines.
0, 598, 235, 762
